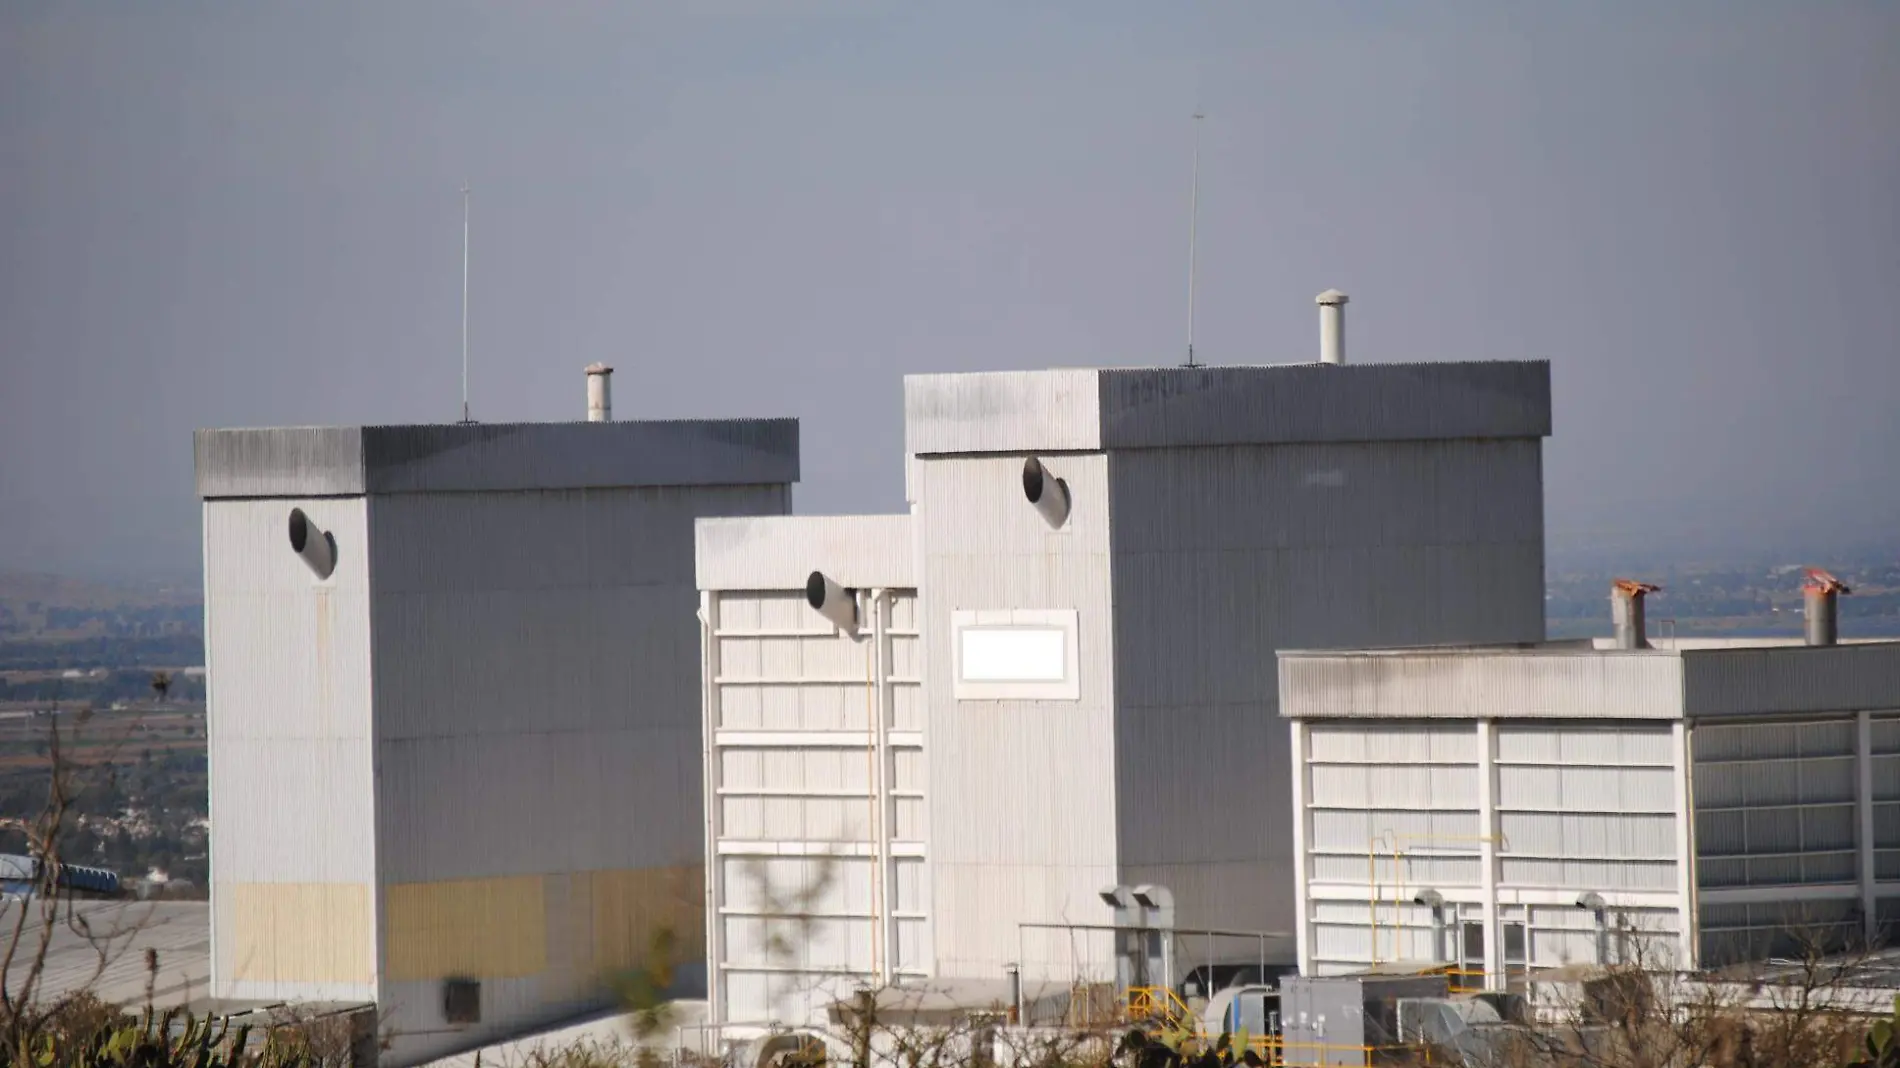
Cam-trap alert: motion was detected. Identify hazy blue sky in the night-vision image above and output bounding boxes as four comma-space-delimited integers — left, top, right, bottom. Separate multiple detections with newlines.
3, 2, 1896, 580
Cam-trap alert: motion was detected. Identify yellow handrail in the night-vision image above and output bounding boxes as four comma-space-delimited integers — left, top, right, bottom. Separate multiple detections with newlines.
1123, 984, 1192, 1026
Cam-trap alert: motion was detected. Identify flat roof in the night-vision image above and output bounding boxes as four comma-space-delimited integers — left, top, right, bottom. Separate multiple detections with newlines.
1279, 639, 1900, 721
195, 419, 799, 499
904, 361, 1551, 456
697, 513, 915, 591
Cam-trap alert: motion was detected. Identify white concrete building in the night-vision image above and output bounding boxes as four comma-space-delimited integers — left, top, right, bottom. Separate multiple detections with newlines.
1279, 601, 1900, 988
697, 347, 1556, 1036
197, 413, 797, 1065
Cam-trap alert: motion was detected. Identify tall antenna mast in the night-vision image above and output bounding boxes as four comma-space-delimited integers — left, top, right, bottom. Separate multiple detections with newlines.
1184, 112, 1204, 368
460, 184, 471, 424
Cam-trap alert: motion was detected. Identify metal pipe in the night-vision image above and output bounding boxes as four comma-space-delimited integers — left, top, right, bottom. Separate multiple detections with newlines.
287, 508, 335, 579
1611, 579, 1660, 650
586, 362, 613, 422
1005, 962, 1023, 1026
806, 571, 859, 636
1317, 289, 1348, 365
1803, 568, 1851, 646
1022, 457, 1071, 529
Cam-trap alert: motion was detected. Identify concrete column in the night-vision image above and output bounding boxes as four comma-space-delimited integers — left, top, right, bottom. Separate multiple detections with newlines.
1672, 721, 1698, 970
872, 590, 897, 983
1860, 711, 1877, 946
1477, 720, 1500, 991
700, 590, 724, 1026
1290, 720, 1313, 975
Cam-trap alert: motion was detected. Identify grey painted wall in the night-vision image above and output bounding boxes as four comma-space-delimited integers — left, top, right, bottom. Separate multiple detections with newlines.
1110, 438, 1548, 942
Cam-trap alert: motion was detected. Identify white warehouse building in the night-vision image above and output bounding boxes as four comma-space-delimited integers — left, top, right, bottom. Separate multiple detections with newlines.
196, 408, 797, 1066
697, 330, 1557, 1035
1278, 584, 1900, 989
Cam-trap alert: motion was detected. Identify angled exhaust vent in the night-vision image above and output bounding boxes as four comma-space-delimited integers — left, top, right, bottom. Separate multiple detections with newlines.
1022, 457, 1071, 529
288, 508, 336, 579
806, 570, 859, 636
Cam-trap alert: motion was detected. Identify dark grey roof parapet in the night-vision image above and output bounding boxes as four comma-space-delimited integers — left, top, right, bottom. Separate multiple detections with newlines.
194, 418, 800, 499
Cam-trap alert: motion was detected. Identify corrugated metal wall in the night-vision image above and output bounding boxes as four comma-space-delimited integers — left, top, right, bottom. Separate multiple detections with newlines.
1279, 650, 1684, 721
204, 497, 378, 1004
1304, 724, 1483, 973
1295, 720, 1686, 977
916, 453, 1120, 982
696, 515, 915, 591
1874, 716, 1900, 887
1095, 362, 1551, 450
903, 371, 1104, 456
196, 421, 800, 499
1692, 719, 1861, 890
1110, 439, 1547, 940
365, 483, 789, 1065
1683, 644, 1900, 717
706, 588, 923, 1029
1494, 725, 1679, 894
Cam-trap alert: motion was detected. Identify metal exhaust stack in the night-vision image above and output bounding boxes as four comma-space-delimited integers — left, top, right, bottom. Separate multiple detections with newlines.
1803, 568, 1851, 647
586, 362, 613, 422
1317, 289, 1349, 365
1611, 579, 1660, 650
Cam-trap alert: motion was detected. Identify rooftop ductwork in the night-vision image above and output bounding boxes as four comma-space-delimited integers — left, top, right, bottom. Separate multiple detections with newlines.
1610, 579, 1660, 650
1803, 568, 1852, 647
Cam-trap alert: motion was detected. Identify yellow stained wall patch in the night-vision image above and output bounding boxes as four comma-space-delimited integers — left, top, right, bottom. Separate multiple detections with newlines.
385, 875, 548, 981
228, 883, 373, 986
380, 867, 706, 985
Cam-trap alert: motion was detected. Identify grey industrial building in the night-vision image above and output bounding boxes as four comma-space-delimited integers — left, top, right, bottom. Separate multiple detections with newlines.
696, 309, 1557, 1034
1278, 580, 1900, 989
196, 403, 797, 1065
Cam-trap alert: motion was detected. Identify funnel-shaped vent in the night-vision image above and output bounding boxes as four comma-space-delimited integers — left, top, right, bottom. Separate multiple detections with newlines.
288, 508, 336, 579
806, 571, 858, 636
1022, 457, 1071, 529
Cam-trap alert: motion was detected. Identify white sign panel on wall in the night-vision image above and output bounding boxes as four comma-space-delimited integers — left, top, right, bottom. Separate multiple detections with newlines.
950, 608, 1080, 701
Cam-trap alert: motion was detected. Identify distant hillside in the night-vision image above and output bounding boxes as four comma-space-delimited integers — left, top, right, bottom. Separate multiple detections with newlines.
0, 573, 203, 671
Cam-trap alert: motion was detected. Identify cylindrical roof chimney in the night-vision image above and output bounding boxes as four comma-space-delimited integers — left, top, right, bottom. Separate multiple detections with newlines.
1802, 568, 1851, 647
1317, 289, 1349, 365
1611, 579, 1660, 650
586, 362, 613, 422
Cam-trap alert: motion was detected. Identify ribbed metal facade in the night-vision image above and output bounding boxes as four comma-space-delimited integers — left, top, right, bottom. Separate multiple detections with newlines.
196, 419, 799, 499
916, 452, 1121, 982
202, 426, 796, 1068
1284, 639, 1900, 978
1094, 362, 1550, 450
1293, 714, 1690, 982
1108, 438, 1546, 944
1682, 644, 1900, 717
902, 362, 1550, 456
696, 514, 916, 591
1279, 650, 1685, 721
204, 497, 379, 1004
